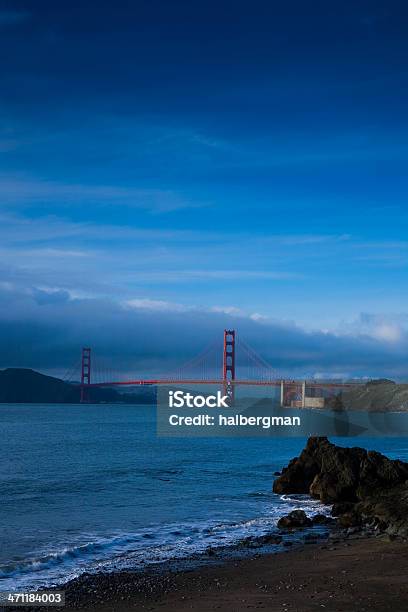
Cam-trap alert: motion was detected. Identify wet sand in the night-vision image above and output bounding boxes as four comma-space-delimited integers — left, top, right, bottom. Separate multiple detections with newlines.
62, 535, 408, 611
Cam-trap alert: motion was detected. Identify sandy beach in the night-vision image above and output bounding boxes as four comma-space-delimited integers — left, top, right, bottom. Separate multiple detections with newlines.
61, 535, 408, 611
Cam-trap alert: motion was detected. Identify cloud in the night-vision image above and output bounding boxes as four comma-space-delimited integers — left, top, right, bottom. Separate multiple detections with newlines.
0, 211, 351, 250
0, 175, 201, 213
211, 306, 243, 316
0, 247, 87, 259
0, 212, 308, 304
173, 270, 299, 280
0, 212, 205, 244
32, 288, 72, 305
373, 323, 401, 343
340, 313, 408, 344
211, 305, 269, 321
124, 298, 189, 313
0, 284, 407, 380
125, 300, 267, 320
249, 312, 269, 322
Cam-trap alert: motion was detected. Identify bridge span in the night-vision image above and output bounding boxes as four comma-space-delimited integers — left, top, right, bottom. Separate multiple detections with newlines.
76, 330, 363, 405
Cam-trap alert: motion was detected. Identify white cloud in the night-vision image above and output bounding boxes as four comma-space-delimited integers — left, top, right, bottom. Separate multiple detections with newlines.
124, 299, 273, 323
338, 312, 408, 344
250, 312, 269, 322
0, 175, 200, 213
370, 323, 402, 343
312, 371, 351, 380
211, 306, 243, 315
2, 280, 408, 379
123, 298, 189, 313
0, 247, 88, 259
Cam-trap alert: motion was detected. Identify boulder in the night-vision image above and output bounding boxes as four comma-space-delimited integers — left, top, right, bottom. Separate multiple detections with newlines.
273, 437, 408, 537
277, 509, 312, 529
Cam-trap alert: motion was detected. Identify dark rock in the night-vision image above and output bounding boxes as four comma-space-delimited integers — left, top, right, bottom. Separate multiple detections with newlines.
273, 443, 321, 495
311, 514, 335, 525
331, 501, 356, 516
273, 437, 408, 538
277, 509, 312, 529
356, 449, 408, 498
337, 512, 361, 528
355, 484, 408, 537
255, 533, 283, 545
236, 533, 283, 549
273, 436, 408, 503
273, 436, 366, 501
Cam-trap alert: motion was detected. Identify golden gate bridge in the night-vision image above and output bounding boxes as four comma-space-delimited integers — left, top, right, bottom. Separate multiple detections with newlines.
66, 330, 362, 405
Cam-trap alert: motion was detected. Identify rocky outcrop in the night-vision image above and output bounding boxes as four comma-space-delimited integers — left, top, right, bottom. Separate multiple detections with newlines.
273, 437, 408, 537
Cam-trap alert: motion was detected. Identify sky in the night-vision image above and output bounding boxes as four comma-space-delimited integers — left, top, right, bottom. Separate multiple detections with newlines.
1, 0, 408, 379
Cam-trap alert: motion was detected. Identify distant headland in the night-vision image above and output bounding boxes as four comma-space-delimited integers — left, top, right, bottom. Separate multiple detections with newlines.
0, 368, 156, 404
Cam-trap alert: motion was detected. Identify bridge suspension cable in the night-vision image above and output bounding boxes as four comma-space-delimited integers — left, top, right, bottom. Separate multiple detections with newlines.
236, 337, 275, 381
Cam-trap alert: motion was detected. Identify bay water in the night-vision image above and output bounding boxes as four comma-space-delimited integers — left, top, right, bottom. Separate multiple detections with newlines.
1, 404, 407, 591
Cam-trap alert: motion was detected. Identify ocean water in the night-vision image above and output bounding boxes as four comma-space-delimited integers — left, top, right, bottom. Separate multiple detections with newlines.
1, 404, 408, 591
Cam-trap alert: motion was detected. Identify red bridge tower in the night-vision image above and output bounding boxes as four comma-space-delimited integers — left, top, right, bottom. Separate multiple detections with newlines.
80, 347, 91, 403
223, 329, 236, 403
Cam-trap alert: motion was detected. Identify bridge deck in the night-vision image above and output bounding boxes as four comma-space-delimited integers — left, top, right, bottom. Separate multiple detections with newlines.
81, 379, 361, 388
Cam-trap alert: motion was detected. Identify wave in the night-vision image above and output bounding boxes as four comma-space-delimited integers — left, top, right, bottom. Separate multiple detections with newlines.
0, 494, 330, 593
280, 493, 325, 506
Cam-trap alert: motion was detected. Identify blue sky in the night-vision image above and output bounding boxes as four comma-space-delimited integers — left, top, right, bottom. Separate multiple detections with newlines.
1, 0, 408, 378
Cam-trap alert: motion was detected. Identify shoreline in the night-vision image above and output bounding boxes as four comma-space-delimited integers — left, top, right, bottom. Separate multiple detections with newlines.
57, 531, 408, 611
0, 502, 332, 595
8, 436, 408, 611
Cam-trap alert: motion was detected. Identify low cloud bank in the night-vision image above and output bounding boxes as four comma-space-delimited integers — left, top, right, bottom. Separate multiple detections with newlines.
0, 285, 407, 380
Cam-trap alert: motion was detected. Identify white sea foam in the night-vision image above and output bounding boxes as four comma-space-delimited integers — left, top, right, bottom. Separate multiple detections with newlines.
0, 494, 330, 593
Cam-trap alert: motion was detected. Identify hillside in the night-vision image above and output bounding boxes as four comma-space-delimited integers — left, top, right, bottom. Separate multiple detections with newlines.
327, 381, 408, 412
0, 368, 156, 404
